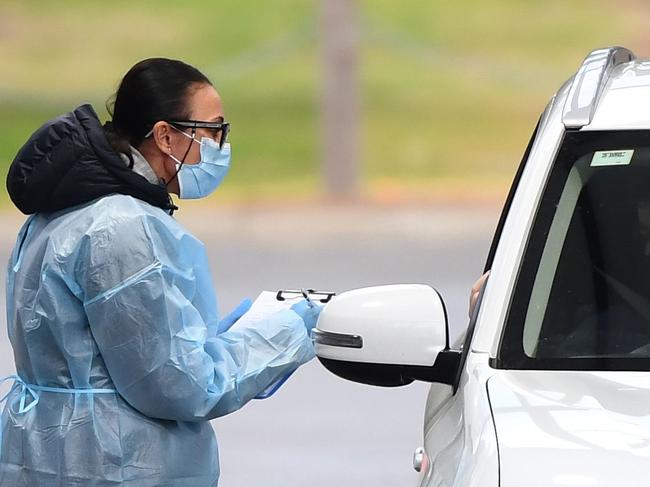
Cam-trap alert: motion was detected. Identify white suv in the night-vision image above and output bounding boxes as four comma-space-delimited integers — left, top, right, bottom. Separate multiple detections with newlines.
313, 47, 650, 486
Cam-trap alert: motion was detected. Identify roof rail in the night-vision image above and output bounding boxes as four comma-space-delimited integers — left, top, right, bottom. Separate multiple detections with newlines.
562, 47, 635, 129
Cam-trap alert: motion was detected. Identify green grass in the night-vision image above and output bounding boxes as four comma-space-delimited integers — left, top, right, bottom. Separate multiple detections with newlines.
0, 0, 645, 206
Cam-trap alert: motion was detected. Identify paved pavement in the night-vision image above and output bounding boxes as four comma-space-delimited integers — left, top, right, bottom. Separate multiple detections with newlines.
0, 202, 499, 486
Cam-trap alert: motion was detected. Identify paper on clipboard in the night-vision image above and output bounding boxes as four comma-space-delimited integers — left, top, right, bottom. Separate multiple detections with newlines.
228, 291, 303, 330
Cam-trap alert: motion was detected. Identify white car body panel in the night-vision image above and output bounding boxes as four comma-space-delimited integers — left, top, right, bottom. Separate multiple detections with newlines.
586, 62, 650, 131
488, 370, 650, 487
420, 352, 499, 487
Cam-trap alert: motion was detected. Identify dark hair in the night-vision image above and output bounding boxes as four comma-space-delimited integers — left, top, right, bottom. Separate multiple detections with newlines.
104, 58, 211, 165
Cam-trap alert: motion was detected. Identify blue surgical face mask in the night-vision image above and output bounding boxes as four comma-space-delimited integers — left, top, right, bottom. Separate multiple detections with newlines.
169, 129, 231, 199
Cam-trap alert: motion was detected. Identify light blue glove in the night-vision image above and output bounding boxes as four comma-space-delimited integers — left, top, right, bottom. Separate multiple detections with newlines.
217, 298, 253, 333
290, 299, 324, 337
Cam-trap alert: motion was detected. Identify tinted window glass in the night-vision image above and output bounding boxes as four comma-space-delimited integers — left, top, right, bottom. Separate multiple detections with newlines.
497, 130, 650, 370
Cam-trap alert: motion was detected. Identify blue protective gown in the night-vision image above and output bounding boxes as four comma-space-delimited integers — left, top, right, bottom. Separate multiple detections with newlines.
0, 194, 315, 486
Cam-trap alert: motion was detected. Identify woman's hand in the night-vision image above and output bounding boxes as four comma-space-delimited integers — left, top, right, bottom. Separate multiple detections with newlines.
290, 299, 323, 336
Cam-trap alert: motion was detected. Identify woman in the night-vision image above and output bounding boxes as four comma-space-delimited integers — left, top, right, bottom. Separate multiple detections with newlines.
0, 58, 320, 486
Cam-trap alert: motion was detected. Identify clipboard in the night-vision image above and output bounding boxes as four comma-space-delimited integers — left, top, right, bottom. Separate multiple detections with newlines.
276, 289, 336, 304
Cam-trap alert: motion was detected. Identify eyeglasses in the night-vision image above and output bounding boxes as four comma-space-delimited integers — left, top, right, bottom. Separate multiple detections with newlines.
145, 120, 231, 148
169, 120, 230, 149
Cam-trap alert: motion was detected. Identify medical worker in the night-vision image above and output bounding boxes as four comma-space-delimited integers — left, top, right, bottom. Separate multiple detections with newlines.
0, 58, 321, 486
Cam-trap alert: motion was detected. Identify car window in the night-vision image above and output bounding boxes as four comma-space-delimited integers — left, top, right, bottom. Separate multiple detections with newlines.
497, 130, 650, 370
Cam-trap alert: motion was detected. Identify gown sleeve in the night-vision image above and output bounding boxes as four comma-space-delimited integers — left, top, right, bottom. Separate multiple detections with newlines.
78, 210, 314, 421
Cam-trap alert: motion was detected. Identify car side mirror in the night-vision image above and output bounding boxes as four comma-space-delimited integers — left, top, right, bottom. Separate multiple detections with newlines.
313, 284, 460, 387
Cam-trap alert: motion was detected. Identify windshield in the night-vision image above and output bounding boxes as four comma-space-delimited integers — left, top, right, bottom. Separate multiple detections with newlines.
497, 129, 650, 370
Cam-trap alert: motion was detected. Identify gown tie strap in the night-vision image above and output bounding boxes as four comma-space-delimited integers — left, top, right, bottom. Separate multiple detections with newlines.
0, 375, 116, 458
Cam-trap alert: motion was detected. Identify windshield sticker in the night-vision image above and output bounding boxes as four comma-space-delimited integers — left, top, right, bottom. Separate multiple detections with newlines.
591, 150, 634, 167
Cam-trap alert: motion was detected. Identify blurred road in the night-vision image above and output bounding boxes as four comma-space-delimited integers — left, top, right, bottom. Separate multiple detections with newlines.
0, 202, 499, 487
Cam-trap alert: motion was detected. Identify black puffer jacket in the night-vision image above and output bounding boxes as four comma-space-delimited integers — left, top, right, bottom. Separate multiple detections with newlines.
7, 104, 175, 215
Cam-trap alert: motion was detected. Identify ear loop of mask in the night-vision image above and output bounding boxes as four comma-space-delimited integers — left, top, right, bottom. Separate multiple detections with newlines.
164, 126, 196, 188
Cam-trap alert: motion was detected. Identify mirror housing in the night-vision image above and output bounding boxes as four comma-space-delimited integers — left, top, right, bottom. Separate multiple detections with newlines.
314, 284, 460, 387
